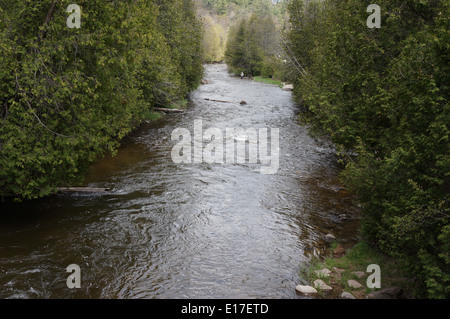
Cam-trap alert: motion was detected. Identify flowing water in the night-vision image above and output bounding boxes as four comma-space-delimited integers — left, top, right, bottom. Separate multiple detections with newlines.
0, 64, 360, 299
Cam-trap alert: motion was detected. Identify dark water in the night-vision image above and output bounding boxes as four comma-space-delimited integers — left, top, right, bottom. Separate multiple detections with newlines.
0, 64, 360, 299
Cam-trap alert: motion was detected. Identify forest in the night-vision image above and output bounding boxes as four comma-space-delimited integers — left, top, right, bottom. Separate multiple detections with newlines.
284, 0, 449, 298
0, 0, 448, 299
0, 0, 203, 200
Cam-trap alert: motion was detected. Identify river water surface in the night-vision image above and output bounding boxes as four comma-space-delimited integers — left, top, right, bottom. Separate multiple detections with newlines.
0, 64, 360, 299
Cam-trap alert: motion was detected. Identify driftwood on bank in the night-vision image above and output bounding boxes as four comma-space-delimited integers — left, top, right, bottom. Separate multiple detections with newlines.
154, 107, 184, 113
57, 187, 111, 193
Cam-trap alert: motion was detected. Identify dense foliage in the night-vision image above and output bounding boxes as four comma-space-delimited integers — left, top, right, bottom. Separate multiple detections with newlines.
223, 1, 288, 78
225, 14, 278, 76
0, 0, 203, 200
198, 0, 286, 64
201, 0, 276, 15
287, 0, 449, 298
201, 15, 227, 63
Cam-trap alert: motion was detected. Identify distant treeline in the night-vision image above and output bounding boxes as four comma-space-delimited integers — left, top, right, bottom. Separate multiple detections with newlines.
219, 0, 289, 78
0, 0, 203, 200
225, 13, 286, 78
199, 0, 286, 64
287, 0, 449, 298
201, 0, 277, 15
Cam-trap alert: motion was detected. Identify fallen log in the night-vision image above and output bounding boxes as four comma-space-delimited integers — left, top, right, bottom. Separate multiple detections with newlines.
204, 98, 233, 103
154, 107, 184, 113
57, 187, 111, 193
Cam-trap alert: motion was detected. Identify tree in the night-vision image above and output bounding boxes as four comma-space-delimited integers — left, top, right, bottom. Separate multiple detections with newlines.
287, 0, 449, 298
202, 15, 227, 62
225, 12, 280, 76
0, 0, 204, 200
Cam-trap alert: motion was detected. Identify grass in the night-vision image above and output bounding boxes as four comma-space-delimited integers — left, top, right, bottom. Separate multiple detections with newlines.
144, 111, 163, 122
167, 98, 188, 110
252, 76, 284, 88
302, 241, 415, 298
325, 242, 384, 270
142, 98, 188, 123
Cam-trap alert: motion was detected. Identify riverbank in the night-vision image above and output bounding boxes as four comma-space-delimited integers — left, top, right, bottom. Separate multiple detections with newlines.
143, 99, 189, 123
252, 76, 283, 88
0, 63, 361, 298
297, 241, 416, 299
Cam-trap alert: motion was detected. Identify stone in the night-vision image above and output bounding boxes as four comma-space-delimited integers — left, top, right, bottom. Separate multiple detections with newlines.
367, 287, 404, 299
314, 279, 333, 292
333, 245, 346, 258
282, 84, 294, 91
332, 271, 342, 281
352, 271, 366, 279
295, 285, 318, 295
329, 277, 338, 285
340, 292, 356, 299
347, 279, 363, 289
324, 233, 336, 241
240, 100, 247, 105
333, 267, 345, 274
314, 268, 332, 278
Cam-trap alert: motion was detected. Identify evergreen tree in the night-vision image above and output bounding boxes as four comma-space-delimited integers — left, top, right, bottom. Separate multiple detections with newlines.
225, 12, 280, 76
0, 0, 204, 200
287, 0, 449, 298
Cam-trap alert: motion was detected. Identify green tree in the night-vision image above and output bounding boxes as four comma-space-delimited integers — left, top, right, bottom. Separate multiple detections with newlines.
0, 0, 204, 200
287, 0, 449, 298
202, 15, 227, 62
225, 12, 280, 76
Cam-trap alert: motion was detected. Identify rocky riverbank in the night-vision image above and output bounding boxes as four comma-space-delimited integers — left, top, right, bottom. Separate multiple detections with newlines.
295, 240, 415, 299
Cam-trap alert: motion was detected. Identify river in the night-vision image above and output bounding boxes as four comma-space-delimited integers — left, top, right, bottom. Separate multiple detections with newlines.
0, 64, 360, 299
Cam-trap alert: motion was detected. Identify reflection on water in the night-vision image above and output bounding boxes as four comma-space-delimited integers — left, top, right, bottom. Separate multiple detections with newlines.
0, 64, 360, 299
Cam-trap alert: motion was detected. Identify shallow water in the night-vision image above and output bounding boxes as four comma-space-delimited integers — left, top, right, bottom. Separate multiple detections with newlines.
0, 64, 360, 299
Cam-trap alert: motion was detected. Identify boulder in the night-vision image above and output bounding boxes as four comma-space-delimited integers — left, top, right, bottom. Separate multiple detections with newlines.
367, 287, 404, 299
352, 271, 366, 279
340, 292, 356, 299
332, 267, 345, 274
314, 279, 333, 292
295, 285, 318, 295
324, 233, 336, 242
347, 279, 363, 289
332, 270, 343, 281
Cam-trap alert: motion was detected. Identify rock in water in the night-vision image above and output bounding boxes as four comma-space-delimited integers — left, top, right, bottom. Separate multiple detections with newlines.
240, 100, 247, 105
